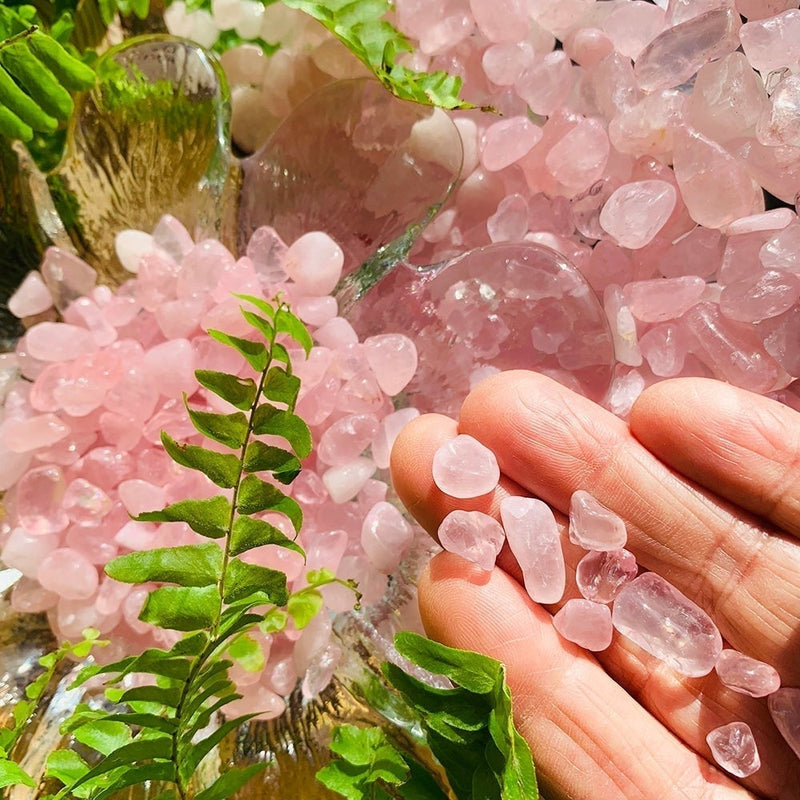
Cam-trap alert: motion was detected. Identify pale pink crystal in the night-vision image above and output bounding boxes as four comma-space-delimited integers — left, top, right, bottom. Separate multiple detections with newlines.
666, 0, 735, 26
16, 465, 68, 534
608, 90, 686, 160
553, 599, 613, 652
706, 722, 761, 778
768, 687, 800, 759
604, 286, 642, 367
371, 407, 420, 470
482, 117, 542, 172
314, 317, 359, 349
720, 269, 800, 322
63, 478, 114, 525
40, 247, 97, 312
687, 53, 767, 144
302, 643, 342, 700
37, 547, 98, 600
739, 9, 800, 73
360, 501, 414, 573
432, 434, 500, 499
143, 339, 197, 399
633, 9, 742, 92
26, 322, 98, 362
626, 276, 706, 323
527, 0, 595, 39
581, 51, 641, 121
11, 577, 58, 613
2, 414, 70, 453
516, 51, 573, 116
318, 413, 380, 466
612, 572, 723, 677
569, 490, 627, 551
737, 0, 798, 20
599, 181, 677, 249
715, 649, 781, 697
606, 369, 646, 419
294, 295, 337, 327
437, 509, 505, 572
470, 0, 528, 43
115, 230, 162, 274
499, 496, 565, 604
760, 223, 800, 273
488, 194, 529, 243
118, 479, 166, 516
725, 208, 795, 236
9, 271, 53, 318
545, 118, 610, 193
283, 231, 344, 296
152, 214, 194, 263
562, 27, 614, 68
482, 42, 534, 86
639, 323, 690, 377
576, 548, 638, 603
321, 458, 375, 503
685, 302, 780, 393
602, 1, 665, 60
363, 334, 418, 396
673, 127, 763, 229
2, 528, 60, 577
760, 306, 800, 376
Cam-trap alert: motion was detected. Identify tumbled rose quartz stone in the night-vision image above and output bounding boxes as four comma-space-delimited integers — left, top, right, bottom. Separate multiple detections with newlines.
598, 181, 676, 249
553, 599, 613, 652
371, 407, 420, 470
569, 490, 627, 551
612, 572, 723, 677
283, 231, 344, 296
739, 9, 800, 73
8, 271, 53, 317
481, 116, 542, 172
438, 509, 505, 572
500, 496, 565, 604
706, 722, 761, 778
37, 547, 98, 600
768, 688, 800, 759
362, 334, 418, 396
715, 649, 781, 697
432, 434, 500, 498
360, 501, 414, 574
576, 548, 638, 604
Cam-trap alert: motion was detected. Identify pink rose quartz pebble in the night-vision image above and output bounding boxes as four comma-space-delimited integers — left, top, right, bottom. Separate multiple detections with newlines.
719, 269, 800, 322
487, 194, 528, 243
314, 317, 358, 350
666, 0, 735, 27
363, 334, 418, 396
599, 181, 676, 249
553, 599, 613, 652
673, 127, 764, 230
432, 434, 500, 499
706, 722, 761, 778
360, 501, 414, 573
9, 271, 53, 318
62, 478, 114, 525
760, 223, 800, 273
481, 117, 542, 172
294, 295, 337, 327
2, 414, 70, 453
283, 232, 344, 296
768, 688, 800, 759
715, 649, 781, 697
322, 458, 376, 503
482, 42, 534, 86
318, 413, 379, 466
724, 208, 795, 236
604, 285, 642, 367
757, 74, 800, 146
470, 0, 529, 43
15, 465, 69, 534
26, 322, 98, 362
612, 572, 723, 677
437, 509, 505, 572
639, 323, 689, 377
563, 27, 614, 68
371, 407, 420, 470
40, 247, 97, 312
740, 9, 800, 73
602, 1, 666, 60
545, 118, 610, 193
576, 548, 638, 603
626, 277, 705, 323
37, 547, 98, 600
500, 496, 565, 604
633, 9, 742, 92
569, 490, 627, 551
516, 51, 573, 117
2, 528, 59, 577
115, 230, 162, 274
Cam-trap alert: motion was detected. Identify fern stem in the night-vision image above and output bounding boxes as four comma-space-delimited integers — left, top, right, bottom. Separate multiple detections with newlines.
1, 25, 37, 49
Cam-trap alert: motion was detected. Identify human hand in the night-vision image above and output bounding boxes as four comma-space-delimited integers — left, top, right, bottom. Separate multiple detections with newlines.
391, 371, 800, 800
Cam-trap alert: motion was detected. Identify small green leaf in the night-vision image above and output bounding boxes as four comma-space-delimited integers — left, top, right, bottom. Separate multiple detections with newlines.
72, 720, 132, 756
83, 763, 176, 800
223, 558, 288, 605
236, 475, 303, 532
0, 759, 35, 788
194, 763, 268, 800
186, 405, 249, 449
139, 585, 219, 631
260, 608, 288, 634
161, 432, 241, 488
306, 567, 337, 586
242, 441, 301, 483
106, 544, 223, 586
275, 307, 314, 355
178, 715, 257, 785
232, 293, 276, 320
229, 516, 304, 558
134, 497, 232, 540
261, 366, 301, 411
117, 685, 182, 709
252, 404, 312, 458
195, 370, 257, 410
207, 329, 268, 372
240, 308, 274, 341
394, 632, 500, 694
287, 588, 323, 629
45, 749, 90, 786
228, 634, 265, 673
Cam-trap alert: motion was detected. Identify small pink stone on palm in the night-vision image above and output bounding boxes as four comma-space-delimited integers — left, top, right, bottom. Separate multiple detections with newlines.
706, 722, 761, 778
438, 509, 505, 572
432, 435, 500, 498
569, 490, 627, 550
553, 599, 613, 652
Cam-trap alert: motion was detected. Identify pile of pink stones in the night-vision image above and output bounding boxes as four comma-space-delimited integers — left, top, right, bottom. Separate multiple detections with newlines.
210, 0, 800, 414
433, 432, 798, 779
0, 218, 423, 719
